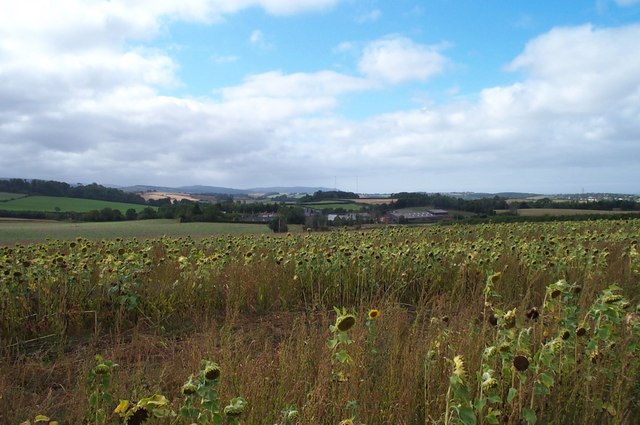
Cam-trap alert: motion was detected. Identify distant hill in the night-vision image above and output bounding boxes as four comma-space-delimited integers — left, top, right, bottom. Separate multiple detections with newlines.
247, 186, 334, 194
446, 192, 541, 200
120, 185, 334, 195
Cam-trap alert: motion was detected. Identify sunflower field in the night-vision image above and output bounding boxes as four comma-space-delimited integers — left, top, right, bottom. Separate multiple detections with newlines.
1, 219, 639, 424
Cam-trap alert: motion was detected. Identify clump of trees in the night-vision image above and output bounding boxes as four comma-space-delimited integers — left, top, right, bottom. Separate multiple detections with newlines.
299, 190, 359, 202
379, 192, 509, 215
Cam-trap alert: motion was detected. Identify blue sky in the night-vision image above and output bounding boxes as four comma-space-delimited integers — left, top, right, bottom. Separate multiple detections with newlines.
1, 0, 640, 194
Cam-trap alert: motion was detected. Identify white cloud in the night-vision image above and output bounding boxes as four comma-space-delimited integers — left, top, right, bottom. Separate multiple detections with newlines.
219, 71, 372, 121
250, 30, 264, 45
355, 9, 381, 24
212, 55, 239, 64
248, 29, 273, 50
1, 0, 639, 193
358, 35, 448, 84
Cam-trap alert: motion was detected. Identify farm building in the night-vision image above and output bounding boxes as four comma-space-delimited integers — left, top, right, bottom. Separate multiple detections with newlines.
327, 212, 372, 223
387, 209, 451, 224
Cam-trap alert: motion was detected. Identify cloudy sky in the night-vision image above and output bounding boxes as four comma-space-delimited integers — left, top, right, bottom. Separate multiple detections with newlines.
1, 0, 640, 194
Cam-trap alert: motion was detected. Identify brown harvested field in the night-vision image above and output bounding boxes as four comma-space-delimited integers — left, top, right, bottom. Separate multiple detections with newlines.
139, 191, 200, 202
355, 198, 397, 205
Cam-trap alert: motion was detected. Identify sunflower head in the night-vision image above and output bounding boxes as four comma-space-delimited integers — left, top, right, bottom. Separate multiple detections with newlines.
513, 355, 530, 372
114, 399, 131, 415
224, 397, 247, 417
94, 364, 110, 375
125, 407, 149, 425
336, 314, 356, 332
452, 355, 466, 378
489, 272, 502, 284
502, 309, 517, 329
368, 309, 381, 320
181, 382, 197, 396
202, 361, 221, 381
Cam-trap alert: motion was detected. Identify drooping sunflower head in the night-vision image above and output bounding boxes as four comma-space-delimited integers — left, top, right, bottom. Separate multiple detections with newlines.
368, 309, 381, 320
481, 376, 498, 390
452, 355, 466, 378
502, 309, 517, 329
181, 382, 197, 396
125, 407, 150, 425
336, 314, 356, 332
94, 363, 110, 375
513, 355, 530, 372
224, 397, 247, 417
203, 362, 221, 381
489, 272, 502, 284
114, 399, 131, 415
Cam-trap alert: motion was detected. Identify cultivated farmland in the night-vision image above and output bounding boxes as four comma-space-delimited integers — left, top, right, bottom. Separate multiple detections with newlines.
1, 220, 639, 424
0, 219, 283, 245
0, 195, 150, 213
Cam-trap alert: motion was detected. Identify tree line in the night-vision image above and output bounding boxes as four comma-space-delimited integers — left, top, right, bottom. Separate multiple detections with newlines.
0, 178, 146, 204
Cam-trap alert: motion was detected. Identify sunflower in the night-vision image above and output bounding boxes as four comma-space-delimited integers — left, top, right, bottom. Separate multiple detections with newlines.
513, 355, 530, 372
181, 382, 197, 396
452, 355, 466, 378
203, 362, 221, 381
336, 314, 356, 332
368, 309, 380, 320
125, 407, 149, 425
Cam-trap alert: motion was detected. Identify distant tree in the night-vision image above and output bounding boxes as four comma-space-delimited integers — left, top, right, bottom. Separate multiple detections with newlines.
268, 216, 288, 233
125, 208, 138, 220
138, 206, 158, 220
305, 214, 327, 231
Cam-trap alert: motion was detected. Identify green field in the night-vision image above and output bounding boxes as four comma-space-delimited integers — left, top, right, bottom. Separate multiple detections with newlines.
0, 219, 289, 244
0, 192, 26, 201
301, 201, 365, 211
0, 195, 151, 213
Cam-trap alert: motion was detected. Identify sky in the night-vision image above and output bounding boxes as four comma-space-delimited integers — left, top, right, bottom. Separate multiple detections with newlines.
1, 1, 640, 194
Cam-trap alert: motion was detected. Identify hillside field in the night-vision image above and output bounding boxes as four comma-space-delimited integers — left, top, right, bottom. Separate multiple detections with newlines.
0, 191, 27, 201
0, 195, 151, 213
301, 201, 365, 211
